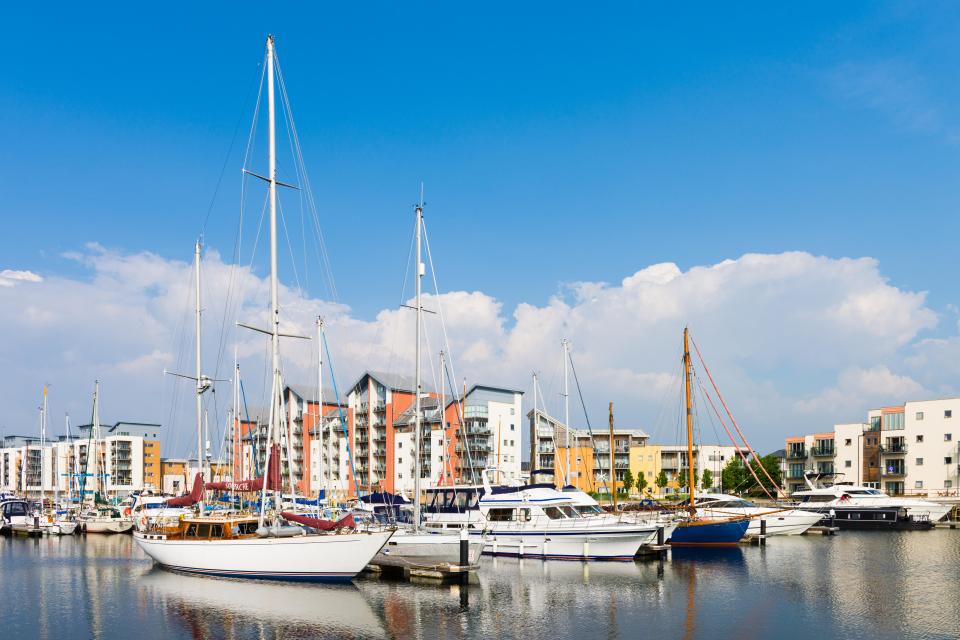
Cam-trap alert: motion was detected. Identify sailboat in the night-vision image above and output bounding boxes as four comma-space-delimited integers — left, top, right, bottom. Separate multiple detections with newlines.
133, 35, 392, 582
667, 328, 749, 546
77, 382, 134, 534
367, 201, 484, 570
35, 388, 77, 535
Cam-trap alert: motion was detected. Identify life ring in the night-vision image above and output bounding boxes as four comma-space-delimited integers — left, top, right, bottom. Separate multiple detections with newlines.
123, 507, 132, 517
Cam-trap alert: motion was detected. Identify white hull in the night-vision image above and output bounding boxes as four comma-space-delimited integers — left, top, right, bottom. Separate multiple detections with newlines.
473, 525, 656, 560
56, 521, 78, 535
696, 507, 822, 536
902, 502, 952, 522
372, 531, 484, 569
83, 520, 134, 534
133, 530, 393, 582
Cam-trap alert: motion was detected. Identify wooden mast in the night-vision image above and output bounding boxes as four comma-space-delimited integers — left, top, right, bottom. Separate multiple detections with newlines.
683, 327, 696, 516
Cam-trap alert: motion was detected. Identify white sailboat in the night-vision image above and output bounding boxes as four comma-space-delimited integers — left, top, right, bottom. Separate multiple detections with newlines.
133, 35, 392, 582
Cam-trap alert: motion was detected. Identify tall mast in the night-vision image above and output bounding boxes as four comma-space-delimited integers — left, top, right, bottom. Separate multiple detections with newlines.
609, 402, 616, 509
40, 387, 47, 502
257, 34, 281, 529
194, 238, 206, 517
65, 414, 72, 505
439, 350, 445, 487
92, 381, 100, 501
683, 327, 696, 515
413, 202, 424, 532
316, 317, 324, 501
531, 372, 537, 477
562, 339, 570, 487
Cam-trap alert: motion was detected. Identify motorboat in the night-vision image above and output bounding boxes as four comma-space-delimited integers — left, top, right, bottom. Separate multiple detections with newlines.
372, 528, 485, 570
0, 498, 33, 534
560, 486, 679, 541
130, 493, 192, 533
790, 477, 951, 529
78, 507, 134, 534
693, 493, 821, 536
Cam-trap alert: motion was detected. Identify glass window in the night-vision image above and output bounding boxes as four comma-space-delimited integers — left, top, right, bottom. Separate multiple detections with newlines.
946, 457, 953, 465
543, 506, 566, 520
947, 480, 954, 489
947, 434, 953, 442
916, 458, 924, 466
946, 410, 953, 419
883, 413, 905, 431
917, 435, 924, 443
915, 481, 924, 489
845, 439, 852, 446
916, 412, 924, 420
845, 460, 852, 468
487, 508, 514, 522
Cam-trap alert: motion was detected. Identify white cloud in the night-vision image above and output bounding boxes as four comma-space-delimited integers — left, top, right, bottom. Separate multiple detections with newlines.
0, 246, 947, 456
0, 269, 43, 287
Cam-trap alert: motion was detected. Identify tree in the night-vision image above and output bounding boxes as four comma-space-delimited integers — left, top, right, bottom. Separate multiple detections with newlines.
721, 455, 783, 496
655, 470, 668, 494
677, 469, 697, 493
636, 471, 649, 494
622, 469, 635, 495
702, 469, 714, 491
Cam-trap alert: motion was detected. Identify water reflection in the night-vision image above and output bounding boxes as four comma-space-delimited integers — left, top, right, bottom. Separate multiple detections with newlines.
139, 568, 385, 639
2, 532, 959, 639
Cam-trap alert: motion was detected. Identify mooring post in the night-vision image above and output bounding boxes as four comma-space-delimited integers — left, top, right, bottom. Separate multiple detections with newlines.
459, 527, 470, 585
657, 525, 665, 546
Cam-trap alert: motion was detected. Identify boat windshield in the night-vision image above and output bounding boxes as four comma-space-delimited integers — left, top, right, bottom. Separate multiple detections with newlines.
559, 505, 580, 518
845, 489, 883, 496
543, 506, 568, 519
704, 499, 754, 509
574, 505, 604, 515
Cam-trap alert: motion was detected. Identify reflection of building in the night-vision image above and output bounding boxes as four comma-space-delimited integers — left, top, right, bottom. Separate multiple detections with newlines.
0, 421, 160, 498
786, 397, 960, 496
528, 409, 735, 497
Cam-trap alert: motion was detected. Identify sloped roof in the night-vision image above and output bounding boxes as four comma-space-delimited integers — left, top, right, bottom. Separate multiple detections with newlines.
286, 384, 343, 405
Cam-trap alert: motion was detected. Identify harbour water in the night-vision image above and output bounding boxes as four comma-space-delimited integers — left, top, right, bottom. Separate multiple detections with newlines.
4, 531, 959, 639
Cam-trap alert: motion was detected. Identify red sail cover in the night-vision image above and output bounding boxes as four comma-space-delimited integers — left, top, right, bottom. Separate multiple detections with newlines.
165, 473, 204, 507
281, 511, 356, 531
205, 445, 282, 493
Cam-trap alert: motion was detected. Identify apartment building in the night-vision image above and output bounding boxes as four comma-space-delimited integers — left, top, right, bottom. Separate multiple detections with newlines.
528, 408, 735, 497
231, 374, 524, 499
0, 421, 161, 498
785, 397, 960, 496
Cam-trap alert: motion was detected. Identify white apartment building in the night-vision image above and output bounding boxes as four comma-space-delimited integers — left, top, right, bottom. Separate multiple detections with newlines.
785, 397, 960, 496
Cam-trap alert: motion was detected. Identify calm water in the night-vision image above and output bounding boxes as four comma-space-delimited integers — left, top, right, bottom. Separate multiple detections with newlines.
3, 531, 959, 640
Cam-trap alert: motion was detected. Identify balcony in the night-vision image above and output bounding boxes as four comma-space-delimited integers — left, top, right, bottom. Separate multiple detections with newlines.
811, 446, 835, 457
787, 469, 807, 479
787, 449, 807, 460
880, 443, 908, 455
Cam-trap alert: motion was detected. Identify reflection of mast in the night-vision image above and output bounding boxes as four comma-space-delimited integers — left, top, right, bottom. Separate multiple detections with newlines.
683, 562, 696, 640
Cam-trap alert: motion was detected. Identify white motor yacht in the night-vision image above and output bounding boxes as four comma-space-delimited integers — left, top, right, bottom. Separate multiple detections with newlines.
694, 493, 821, 536
0, 498, 33, 534
130, 494, 192, 533
790, 478, 951, 529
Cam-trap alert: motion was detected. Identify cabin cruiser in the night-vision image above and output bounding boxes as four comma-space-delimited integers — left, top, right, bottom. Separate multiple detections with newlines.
423, 475, 660, 561
0, 498, 32, 534
693, 493, 821, 536
78, 506, 135, 534
560, 486, 679, 539
790, 477, 951, 530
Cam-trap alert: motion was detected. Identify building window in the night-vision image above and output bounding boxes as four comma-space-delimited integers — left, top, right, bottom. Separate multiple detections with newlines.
398, 442, 402, 448
917, 435, 924, 443
845, 439, 852, 446
510, 424, 515, 431
946, 434, 953, 442
845, 460, 852, 468
947, 410, 953, 419
398, 473, 403, 479
915, 481, 924, 489
916, 412, 924, 420
398, 458, 402, 464
947, 480, 954, 489
946, 457, 953, 465
916, 458, 924, 466
883, 413, 904, 431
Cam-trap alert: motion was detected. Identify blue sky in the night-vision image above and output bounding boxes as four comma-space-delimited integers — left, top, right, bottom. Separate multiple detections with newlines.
2, 3, 960, 453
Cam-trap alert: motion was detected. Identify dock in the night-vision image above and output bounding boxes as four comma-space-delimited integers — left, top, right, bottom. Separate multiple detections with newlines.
8, 524, 46, 538
805, 525, 840, 536
363, 562, 478, 583
934, 521, 960, 529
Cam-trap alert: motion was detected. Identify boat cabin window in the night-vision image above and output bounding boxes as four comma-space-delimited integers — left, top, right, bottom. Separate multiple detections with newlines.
543, 506, 567, 520
559, 505, 579, 518
3, 502, 28, 517
487, 508, 530, 522
799, 495, 835, 503
575, 505, 603, 515
235, 521, 258, 535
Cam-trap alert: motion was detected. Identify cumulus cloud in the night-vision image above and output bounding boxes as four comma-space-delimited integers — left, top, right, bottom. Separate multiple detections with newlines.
0, 246, 946, 455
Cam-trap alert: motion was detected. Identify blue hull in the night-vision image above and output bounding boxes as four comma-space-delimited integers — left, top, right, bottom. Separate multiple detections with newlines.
668, 519, 749, 547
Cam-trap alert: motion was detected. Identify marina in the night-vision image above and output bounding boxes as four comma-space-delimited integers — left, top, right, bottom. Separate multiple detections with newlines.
5, 5, 960, 640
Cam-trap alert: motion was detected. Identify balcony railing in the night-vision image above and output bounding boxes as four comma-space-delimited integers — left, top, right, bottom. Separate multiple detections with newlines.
787, 449, 807, 460
881, 466, 907, 478
811, 446, 835, 457
880, 444, 908, 455
787, 469, 806, 479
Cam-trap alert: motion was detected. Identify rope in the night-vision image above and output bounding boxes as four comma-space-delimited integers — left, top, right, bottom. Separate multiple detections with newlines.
689, 333, 781, 495
323, 331, 360, 499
